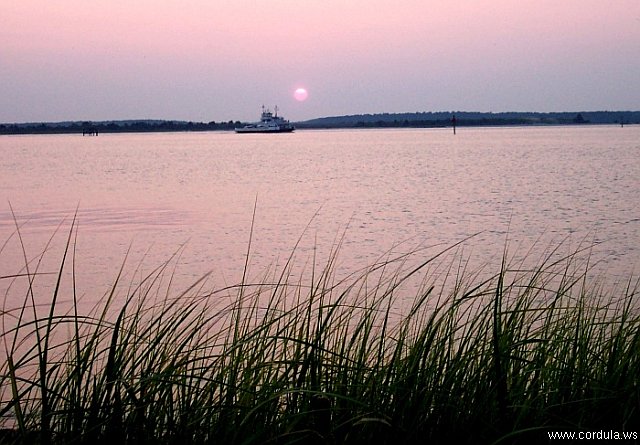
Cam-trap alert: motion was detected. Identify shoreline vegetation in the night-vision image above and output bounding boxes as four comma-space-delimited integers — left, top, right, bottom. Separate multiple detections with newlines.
1, 111, 639, 135
1, 220, 639, 444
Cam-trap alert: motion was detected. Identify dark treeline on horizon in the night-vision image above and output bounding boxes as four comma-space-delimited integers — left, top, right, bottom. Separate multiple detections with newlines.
298, 110, 640, 128
1, 111, 638, 135
0, 120, 242, 135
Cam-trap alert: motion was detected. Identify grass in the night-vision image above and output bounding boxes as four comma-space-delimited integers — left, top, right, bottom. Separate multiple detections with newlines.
1, 217, 639, 444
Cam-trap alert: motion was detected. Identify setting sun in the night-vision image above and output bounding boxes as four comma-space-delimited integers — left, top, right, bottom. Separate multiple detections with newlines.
294, 88, 308, 102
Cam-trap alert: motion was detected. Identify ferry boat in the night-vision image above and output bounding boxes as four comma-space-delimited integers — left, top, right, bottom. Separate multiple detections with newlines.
235, 106, 295, 133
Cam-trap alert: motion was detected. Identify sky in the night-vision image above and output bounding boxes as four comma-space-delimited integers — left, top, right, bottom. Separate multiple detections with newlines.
2, 0, 639, 123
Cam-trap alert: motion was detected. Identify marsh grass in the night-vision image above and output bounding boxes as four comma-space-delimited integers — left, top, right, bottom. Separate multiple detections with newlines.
1, 218, 639, 444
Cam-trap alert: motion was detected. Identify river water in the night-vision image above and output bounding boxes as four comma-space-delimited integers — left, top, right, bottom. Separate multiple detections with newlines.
1, 126, 639, 309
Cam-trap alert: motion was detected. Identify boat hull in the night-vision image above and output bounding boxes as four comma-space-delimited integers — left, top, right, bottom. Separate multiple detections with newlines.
234, 127, 295, 134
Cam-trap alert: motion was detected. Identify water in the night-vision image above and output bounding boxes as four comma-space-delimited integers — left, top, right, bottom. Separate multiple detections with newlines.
1, 126, 639, 308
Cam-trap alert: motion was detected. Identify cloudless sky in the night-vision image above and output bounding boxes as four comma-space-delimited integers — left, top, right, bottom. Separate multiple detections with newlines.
2, 0, 639, 122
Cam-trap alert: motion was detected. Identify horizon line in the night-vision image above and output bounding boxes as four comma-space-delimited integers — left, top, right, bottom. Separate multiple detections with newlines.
2, 109, 639, 126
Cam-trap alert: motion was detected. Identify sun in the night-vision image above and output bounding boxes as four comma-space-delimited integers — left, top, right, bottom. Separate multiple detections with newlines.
294, 87, 309, 102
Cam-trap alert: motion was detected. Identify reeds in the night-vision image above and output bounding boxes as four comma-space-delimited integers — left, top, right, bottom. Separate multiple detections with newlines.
1, 220, 639, 444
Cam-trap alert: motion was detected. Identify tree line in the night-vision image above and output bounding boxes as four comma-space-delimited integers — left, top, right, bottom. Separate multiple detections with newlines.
297, 111, 639, 128
0, 120, 243, 135
1, 111, 638, 135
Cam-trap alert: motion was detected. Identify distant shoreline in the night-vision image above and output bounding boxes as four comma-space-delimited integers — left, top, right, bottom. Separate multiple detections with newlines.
1, 110, 638, 135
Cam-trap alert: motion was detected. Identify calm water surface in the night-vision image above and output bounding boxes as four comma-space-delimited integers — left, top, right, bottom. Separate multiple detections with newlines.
1, 126, 639, 306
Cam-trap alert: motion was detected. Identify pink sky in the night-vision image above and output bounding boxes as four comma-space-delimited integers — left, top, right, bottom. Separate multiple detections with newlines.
2, 0, 639, 122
